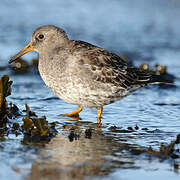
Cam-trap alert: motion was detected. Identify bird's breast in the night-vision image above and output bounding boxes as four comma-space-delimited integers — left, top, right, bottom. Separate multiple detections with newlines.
38, 55, 129, 108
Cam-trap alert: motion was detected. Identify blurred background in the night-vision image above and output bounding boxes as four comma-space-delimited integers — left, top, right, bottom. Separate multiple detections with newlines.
0, 0, 180, 68
0, 0, 180, 180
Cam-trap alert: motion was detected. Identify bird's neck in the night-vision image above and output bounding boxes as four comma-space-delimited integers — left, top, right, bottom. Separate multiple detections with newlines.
38, 47, 69, 75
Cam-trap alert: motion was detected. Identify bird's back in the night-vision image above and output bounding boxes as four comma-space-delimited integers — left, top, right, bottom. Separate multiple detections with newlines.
69, 40, 163, 90
40, 39, 170, 108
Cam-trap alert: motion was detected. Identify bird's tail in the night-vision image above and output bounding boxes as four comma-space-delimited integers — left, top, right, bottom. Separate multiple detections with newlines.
149, 74, 173, 85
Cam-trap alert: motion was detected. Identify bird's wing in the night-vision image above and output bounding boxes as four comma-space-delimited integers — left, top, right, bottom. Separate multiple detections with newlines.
71, 41, 152, 89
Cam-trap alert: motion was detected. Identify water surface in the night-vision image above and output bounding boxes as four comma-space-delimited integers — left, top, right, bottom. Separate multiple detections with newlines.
0, 0, 180, 179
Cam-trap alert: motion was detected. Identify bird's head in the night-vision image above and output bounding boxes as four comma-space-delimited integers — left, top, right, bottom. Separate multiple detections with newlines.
9, 25, 69, 64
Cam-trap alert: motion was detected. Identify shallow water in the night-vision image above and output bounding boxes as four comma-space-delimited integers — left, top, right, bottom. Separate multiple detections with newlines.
0, 0, 180, 180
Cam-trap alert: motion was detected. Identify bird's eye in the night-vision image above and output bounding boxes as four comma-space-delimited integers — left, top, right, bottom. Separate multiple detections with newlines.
38, 34, 44, 39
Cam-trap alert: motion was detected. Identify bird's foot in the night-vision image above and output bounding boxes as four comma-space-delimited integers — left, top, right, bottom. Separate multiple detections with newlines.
97, 117, 101, 124
61, 106, 83, 120
61, 114, 82, 121
61, 113, 80, 118
97, 107, 103, 125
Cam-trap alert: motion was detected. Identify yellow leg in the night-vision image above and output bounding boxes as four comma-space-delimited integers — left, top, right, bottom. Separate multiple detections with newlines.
62, 106, 83, 117
97, 107, 103, 124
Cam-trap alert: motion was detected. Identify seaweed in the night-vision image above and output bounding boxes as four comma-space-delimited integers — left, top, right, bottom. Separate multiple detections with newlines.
146, 133, 180, 159
108, 124, 180, 160
0, 75, 21, 135
0, 75, 13, 135
22, 104, 58, 143
0, 74, 57, 143
0, 75, 12, 109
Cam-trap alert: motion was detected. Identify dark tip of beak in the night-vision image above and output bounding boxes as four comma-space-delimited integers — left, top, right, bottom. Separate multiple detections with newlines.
9, 59, 13, 64
8, 42, 34, 65
9, 57, 16, 64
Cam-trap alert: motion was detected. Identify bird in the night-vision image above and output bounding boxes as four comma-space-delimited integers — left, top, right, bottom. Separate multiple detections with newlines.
9, 25, 170, 124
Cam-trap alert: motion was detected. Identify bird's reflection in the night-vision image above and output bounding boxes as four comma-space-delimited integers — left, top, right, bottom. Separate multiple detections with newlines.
27, 121, 180, 180
27, 121, 138, 180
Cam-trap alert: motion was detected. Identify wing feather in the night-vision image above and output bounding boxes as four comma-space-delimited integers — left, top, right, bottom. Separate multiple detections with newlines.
71, 40, 152, 89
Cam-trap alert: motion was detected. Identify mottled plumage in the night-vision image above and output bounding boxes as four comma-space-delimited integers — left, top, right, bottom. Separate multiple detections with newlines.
9, 25, 168, 123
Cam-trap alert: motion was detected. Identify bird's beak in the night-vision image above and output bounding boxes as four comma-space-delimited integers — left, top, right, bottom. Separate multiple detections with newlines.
9, 42, 34, 64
